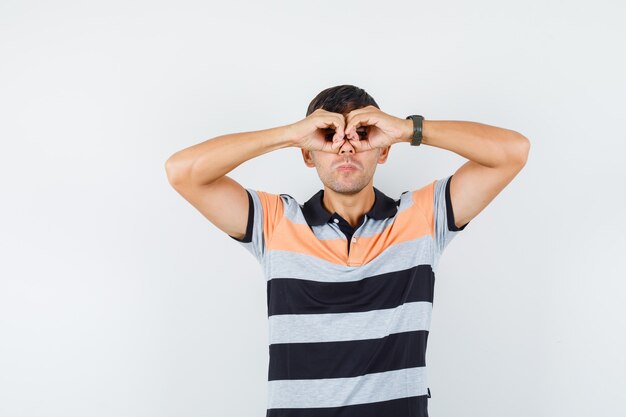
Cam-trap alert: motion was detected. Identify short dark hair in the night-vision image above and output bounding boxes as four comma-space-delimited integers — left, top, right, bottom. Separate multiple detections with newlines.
306, 84, 380, 117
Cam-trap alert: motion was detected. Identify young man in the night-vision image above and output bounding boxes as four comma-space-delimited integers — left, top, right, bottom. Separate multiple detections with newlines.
165, 85, 530, 417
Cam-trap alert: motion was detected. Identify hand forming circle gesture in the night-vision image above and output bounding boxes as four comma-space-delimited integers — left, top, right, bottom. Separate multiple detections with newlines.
290, 106, 410, 153
337, 105, 410, 152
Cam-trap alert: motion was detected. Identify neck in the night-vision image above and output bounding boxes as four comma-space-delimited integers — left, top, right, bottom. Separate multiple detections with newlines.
322, 186, 375, 228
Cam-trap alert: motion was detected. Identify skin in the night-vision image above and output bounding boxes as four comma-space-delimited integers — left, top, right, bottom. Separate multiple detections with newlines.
165, 104, 528, 245
299, 105, 530, 232
301, 130, 391, 229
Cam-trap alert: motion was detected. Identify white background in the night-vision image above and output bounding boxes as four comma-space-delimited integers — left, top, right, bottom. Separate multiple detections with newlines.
1, 1, 625, 416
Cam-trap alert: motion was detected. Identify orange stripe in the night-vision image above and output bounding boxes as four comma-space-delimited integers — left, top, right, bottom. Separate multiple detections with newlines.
263, 182, 436, 266
412, 180, 435, 238
257, 191, 285, 246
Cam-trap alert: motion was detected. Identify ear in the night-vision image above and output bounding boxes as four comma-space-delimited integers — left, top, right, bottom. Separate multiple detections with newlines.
377, 145, 391, 164
302, 149, 316, 167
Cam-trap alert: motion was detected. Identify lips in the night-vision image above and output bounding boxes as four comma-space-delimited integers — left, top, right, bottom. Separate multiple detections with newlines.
337, 164, 357, 171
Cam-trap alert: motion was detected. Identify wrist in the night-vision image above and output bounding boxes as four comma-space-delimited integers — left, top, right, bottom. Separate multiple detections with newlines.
283, 124, 300, 148
401, 118, 413, 143
404, 115, 427, 146
421, 120, 431, 145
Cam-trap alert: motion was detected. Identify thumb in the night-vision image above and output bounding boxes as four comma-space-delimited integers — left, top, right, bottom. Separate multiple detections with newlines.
349, 138, 362, 150
332, 138, 345, 151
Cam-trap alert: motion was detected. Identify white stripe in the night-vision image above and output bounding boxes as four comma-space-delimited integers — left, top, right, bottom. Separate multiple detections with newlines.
266, 235, 435, 282
267, 366, 428, 409
269, 301, 432, 344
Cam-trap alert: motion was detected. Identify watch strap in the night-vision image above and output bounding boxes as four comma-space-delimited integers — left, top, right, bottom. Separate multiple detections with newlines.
405, 115, 424, 146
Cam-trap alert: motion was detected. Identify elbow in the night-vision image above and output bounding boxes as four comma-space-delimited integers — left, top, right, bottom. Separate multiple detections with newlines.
165, 155, 189, 186
509, 133, 531, 166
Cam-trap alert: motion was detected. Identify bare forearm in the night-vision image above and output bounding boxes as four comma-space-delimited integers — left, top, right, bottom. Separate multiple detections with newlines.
165, 124, 296, 186
401, 119, 530, 168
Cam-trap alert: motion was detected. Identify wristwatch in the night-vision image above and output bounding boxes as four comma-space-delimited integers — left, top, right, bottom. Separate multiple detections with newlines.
405, 115, 424, 146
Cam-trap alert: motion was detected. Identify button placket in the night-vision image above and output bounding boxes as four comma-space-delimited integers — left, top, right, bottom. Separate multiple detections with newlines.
329, 216, 348, 259
346, 215, 366, 266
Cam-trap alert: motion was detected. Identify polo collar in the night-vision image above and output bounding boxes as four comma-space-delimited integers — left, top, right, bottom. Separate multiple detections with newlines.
301, 186, 399, 226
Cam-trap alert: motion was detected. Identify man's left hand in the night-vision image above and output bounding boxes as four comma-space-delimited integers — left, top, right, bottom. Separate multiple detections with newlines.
335, 105, 411, 151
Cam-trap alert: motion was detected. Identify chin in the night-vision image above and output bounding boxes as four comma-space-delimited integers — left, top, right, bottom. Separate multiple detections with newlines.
329, 180, 368, 195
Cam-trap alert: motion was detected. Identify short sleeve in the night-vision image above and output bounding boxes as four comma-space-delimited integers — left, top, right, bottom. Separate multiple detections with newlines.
433, 174, 469, 256
227, 188, 284, 264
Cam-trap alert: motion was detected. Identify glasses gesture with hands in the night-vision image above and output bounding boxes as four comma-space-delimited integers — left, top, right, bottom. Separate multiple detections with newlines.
290, 106, 410, 153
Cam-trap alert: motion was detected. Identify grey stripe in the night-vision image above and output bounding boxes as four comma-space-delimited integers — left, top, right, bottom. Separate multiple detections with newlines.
235, 188, 269, 264
269, 300, 431, 344
266, 234, 436, 282
237, 179, 462, 272
267, 366, 429, 409
291, 190, 415, 241
434, 175, 462, 264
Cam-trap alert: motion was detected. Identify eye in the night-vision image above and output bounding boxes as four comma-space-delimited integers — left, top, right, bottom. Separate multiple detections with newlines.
324, 129, 367, 141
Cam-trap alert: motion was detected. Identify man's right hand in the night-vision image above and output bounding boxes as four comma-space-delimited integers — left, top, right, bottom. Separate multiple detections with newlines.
289, 108, 348, 153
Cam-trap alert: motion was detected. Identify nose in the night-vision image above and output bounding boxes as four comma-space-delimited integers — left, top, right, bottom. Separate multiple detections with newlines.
338, 139, 356, 154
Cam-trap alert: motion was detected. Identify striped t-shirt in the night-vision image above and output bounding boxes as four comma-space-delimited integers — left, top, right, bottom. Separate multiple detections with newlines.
228, 174, 468, 417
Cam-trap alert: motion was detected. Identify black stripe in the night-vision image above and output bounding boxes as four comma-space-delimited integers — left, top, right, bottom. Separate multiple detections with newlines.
267, 394, 429, 417
228, 189, 254, 242
268, 330, 428, 380
445, 175, 468, 231
267, 265, 435, 316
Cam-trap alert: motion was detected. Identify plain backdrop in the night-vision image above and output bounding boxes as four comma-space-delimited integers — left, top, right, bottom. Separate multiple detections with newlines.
1, 1, 625, 416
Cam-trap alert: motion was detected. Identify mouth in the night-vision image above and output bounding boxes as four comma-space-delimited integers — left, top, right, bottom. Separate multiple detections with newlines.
337, 164, 358, 171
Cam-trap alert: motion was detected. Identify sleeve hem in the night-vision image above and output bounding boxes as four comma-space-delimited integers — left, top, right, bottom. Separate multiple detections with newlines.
445, 175, 469, 231
228, 189, 254, 242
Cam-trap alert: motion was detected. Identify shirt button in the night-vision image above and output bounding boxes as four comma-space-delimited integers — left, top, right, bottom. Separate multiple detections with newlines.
333, 218, 339, 223
352, 237, 357, 243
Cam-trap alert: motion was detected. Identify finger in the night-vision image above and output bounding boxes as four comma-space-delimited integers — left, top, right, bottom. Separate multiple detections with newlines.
325, 140, 336, 153
349, 124, 363, 141
332, 114, 345, 140
343, 123, 353, 141
348, 138, 361, 151
344, 116, 354, 140
345, 108, 369, 138
332, 139, 345, 152
345, 116, 368, 141
319, 114, 343, 137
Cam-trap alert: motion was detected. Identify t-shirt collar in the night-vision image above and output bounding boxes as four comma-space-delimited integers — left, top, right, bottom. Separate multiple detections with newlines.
301, 186, 399, 226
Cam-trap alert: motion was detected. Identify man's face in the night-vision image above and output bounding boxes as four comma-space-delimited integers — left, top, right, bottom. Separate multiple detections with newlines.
302, 126, 391, 195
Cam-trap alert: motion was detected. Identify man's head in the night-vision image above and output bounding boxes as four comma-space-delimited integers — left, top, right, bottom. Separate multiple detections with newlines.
302, 84, 391, 195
